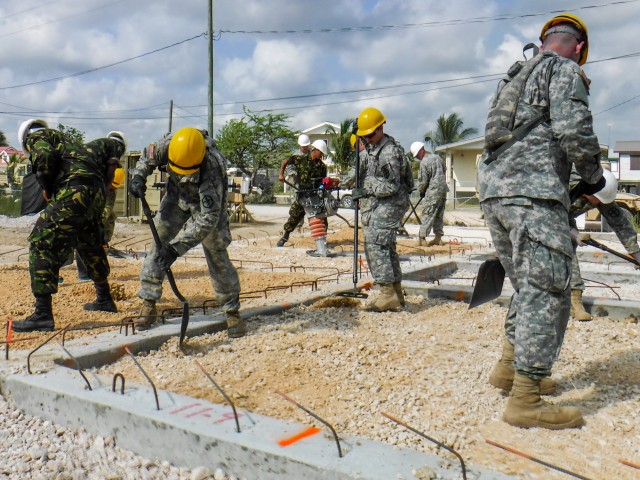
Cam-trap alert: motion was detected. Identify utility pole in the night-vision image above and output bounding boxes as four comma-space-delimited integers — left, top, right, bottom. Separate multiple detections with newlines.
208, 0, 214, 136
168, 99, 173, 133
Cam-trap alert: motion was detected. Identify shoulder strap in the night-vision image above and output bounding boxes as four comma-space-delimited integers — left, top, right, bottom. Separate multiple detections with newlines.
484, 111, 550, 165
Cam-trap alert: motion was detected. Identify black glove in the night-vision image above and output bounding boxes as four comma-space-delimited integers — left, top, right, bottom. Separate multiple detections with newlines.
352, 188, 369, 201
130, 174, 146, 199
419, 191, 426, 198
156, 243, 178, 271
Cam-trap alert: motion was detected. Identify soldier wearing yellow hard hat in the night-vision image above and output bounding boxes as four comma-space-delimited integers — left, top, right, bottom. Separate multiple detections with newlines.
129, 127, 244, 337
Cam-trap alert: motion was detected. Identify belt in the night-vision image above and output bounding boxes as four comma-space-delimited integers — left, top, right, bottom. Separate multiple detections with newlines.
65, 177, 104, 189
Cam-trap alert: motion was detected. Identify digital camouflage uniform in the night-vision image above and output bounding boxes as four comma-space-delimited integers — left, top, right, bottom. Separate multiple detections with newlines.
569, 196, 639, 290
26, 129, 110, 295
417, 153, 448, 239
478, 51, 603, 379
131, 132, 240, 315
357, 135, 413, 284
282, 152, 328, 234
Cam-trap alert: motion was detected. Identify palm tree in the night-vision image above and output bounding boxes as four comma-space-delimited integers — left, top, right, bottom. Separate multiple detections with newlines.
423, 113, 477, 152
325, 118, 356, 175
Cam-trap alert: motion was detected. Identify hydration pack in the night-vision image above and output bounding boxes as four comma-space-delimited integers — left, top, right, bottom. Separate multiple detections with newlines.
484, 48, 556, 156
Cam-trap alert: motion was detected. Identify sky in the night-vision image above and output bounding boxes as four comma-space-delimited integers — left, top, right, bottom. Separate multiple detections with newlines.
1, 0, 639, 154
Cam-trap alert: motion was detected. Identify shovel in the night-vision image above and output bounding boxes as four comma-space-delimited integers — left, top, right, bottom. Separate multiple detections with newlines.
139, 195, 190, 346
468, 180, 592, 309
581, 236, 640, 267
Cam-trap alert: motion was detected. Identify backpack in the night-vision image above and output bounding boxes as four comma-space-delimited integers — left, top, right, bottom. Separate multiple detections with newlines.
483, 46, 557, 164
373, 135, 414, 191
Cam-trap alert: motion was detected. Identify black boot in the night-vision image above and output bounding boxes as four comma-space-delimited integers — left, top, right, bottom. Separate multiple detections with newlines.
13, 294, 55, 332
276, 232, 290, 247
84, 282, 117, 313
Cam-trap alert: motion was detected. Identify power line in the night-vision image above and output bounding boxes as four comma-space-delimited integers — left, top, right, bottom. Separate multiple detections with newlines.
214, 0, 640, 37
0, 0, 65, 22
0, 33, 206, 91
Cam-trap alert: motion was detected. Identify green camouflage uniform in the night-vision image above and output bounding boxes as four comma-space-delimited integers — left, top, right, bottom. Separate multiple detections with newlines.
356, 135, 413, 284
131, 132, 241, 314
282, 152, 328, 234
418, 153, 448, 238
26, 129, 110, 295
86, 138, 125, 244
478, 51, 603, 378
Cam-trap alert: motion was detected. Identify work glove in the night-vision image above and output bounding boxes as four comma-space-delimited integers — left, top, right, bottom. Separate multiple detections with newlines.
130, 174, 147, 199
419, 191, 426, 199
156, 243, 179, 271
351, 188, 369, 201
631, 251, 640, 269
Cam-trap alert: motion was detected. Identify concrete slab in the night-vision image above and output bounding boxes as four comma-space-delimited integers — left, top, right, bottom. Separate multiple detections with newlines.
1, 368, 514, 480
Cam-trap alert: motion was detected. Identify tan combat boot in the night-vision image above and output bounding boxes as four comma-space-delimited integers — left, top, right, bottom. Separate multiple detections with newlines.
227, 313, 247, 338
503, 373, 583, 430
571, 289, 592, 321
364, 284, 402, 312
489, 337, 557, 395
393, 282, 405, 307
418, 237, 426, 247
137, 299, 158, 330
427, 234, 445, 246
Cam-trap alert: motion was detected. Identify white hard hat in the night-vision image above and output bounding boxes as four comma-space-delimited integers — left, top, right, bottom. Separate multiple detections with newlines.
410, 141, 425, 158
297, 134, 311, 147
18, 118, 48, 152
311, 139, 328, 156
593, 169, 618, 204
107, 131, 127, 151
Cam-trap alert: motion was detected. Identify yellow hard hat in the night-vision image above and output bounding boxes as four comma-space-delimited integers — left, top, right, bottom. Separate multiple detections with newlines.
350, 134, 357, 150
111, 167, 125, 188
168, 127, 206, 175
540, 13, 589, 65
356, 108, 386, 137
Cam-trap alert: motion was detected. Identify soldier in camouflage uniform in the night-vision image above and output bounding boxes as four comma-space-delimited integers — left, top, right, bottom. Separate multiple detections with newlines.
13, 120, 121, 332
129, 127, 245, 338
411, 142, 448, 247
276, 137, 328, 247
568, 169, 640, 321
351, 108, 413, 311
76, 134, 127, 280
478, 14, 614, 429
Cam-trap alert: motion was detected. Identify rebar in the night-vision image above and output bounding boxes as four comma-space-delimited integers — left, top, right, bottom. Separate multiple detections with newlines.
275, 390, 342, 458
61, 322, 132, 345
60, 345, 92, 391
620, 458, 640, 470
124, 347, 160, 410
382, 412, 466, 480
195, 360, 241, 433
582, 277, 621, 300
486, 439, 591, 480
27, 328, 68, 374
112, 373, 125, 394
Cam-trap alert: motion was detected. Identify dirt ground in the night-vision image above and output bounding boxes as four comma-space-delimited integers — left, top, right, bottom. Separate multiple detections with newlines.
1, 216, 640, 480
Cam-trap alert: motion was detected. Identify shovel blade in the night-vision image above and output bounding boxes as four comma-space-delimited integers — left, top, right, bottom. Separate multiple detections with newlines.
469, 258, 506, 309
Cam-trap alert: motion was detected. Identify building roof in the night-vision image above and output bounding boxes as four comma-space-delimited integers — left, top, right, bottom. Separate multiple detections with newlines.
302, 122, 340, 135
614, 141, 640, 153
435, 136, 484, 152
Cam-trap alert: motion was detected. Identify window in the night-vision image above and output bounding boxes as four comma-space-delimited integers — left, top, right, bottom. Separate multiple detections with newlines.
630, 155, 640, 170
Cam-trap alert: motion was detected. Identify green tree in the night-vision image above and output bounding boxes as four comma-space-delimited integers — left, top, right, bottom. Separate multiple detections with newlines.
423, 113, 477, 153
0, 130, 8, 146
57, 123, 85, 144
325, 118, 356, 175
216, 107, 297, 173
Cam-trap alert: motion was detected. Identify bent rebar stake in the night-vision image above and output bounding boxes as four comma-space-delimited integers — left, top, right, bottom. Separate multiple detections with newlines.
139, 194, 190, 347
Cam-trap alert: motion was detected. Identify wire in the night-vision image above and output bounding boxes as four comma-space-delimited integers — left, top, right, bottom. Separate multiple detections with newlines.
0, 0, 65, 22
214, 0, 640, 37
0, 33, 206, 91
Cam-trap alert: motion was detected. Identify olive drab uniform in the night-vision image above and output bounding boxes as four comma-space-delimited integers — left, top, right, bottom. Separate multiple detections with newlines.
130, 132, 241, 315
478, 50, 603, 379
357, 135, 413, 284
27, 129, 111, 295
417, 153, 448, 239
282, 151, 328, 235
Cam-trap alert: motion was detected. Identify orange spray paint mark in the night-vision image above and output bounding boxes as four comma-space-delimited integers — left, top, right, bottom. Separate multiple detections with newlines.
6, 319, 13, 344
278, 426, 321, 447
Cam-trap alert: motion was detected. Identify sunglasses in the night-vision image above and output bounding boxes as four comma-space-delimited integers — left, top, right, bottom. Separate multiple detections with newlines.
363, 129, 378, 140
